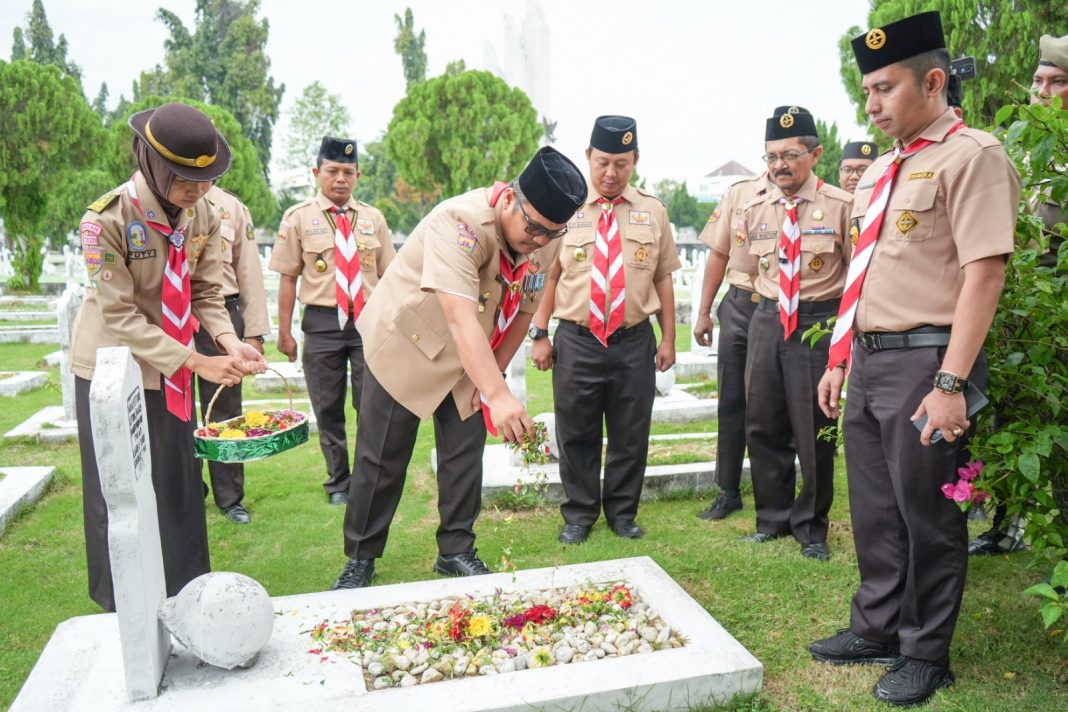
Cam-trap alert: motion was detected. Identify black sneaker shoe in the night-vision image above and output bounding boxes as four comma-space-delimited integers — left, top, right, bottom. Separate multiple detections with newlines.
220, 504, 251, 524
332, 558, 375, 589
609, 519, 644, 539
559, 524, 591, 545
434, 549, 491, 577
809, 628, 900, 665
873, 656, 954, 706
697, 491, 743, 520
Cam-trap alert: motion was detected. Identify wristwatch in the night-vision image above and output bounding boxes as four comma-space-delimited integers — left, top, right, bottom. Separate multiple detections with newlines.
528, 325, 550, 341
933, 369, 967, 395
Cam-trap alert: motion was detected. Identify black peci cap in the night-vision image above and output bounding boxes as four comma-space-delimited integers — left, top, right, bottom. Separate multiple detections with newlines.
318, 136, 358, 164
517, 147, 588, 224
589, 115, 638, 154
851, 11, 946, 75
841, 140, 878, 161
772, 105, 811, 117
765, 108, 818, 141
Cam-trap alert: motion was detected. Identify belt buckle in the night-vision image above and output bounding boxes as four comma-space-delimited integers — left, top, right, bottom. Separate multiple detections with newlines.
860, 333, 879, 351
750, 292, 760, 304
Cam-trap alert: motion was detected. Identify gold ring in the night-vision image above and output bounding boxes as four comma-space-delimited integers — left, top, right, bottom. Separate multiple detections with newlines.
951, 428, 964, 436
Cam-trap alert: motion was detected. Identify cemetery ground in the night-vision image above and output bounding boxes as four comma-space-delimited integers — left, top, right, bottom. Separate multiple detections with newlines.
0, 334, 1065, 711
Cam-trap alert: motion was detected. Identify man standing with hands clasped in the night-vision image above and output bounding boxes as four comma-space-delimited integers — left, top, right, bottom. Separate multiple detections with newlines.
810, 11, 1020, 706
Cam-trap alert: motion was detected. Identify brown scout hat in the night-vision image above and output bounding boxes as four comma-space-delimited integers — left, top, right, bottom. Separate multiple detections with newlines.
128, 102, 232, 182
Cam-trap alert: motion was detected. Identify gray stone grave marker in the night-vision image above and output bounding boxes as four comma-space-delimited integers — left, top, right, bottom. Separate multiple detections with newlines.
57, 284, 85, 421
89, 346, 170, 700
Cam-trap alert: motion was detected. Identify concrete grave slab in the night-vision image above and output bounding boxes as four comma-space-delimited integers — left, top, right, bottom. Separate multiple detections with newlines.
0, 311, 59, 322
253, 361, 307, 392
652, 388, 717, 423
0, 371, 48, 396
673, 351, 717, 380
44, 349, 62, 367
12, 557, 762, 711
0, 466, 56, 537
5, 405, 78, 442
0, 325, 60, 344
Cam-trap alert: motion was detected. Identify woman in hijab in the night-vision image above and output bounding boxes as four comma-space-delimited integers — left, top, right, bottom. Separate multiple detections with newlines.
70, 102, 266, 611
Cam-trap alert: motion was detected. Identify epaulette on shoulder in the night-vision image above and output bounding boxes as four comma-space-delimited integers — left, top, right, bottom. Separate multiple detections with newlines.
819, 182, 854, 203
958, 126, 1002, 149
87, 189, 121, 213
283, 197, 316, 217
634, 186, 665, 206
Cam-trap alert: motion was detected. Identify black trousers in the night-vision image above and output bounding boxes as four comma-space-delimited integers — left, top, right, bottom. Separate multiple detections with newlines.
715, 286, 759, 492
302, 304, 365, 495
76, 376, 210, 612
195, 297, 245, 509
343, 364, 487, 559
846, 343, 987, 662
553, 319, 656, 526
744, 302, 837, 544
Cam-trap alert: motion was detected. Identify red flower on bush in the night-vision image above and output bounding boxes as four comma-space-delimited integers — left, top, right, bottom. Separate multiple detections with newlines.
522, 604, 557, 625
610, 584, 634, 609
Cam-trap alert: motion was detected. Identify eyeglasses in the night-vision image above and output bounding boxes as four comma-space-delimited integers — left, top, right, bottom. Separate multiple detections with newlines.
762, 149, 812, 165
515, 197, 569, 240
839, 165, 868, 177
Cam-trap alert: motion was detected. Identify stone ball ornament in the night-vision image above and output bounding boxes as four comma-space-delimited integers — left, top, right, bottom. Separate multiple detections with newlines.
159, 572, 275, 670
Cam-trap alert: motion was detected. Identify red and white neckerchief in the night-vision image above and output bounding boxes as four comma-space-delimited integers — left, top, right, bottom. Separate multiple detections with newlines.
778, 197, 803, 339
481, 182, 531, 437
589, 196, 626, 346
330, 206, 364, 329
127, 177, 194, 421
827, 120, 965, 369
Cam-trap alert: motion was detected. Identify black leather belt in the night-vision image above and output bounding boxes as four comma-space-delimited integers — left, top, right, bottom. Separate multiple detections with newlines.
757, 295, 840, 314
557, 319, 646, 345
224, 293, 241, 305
856, 326, 951, 351
307, 304, 339, 314
727, 285, 761, 304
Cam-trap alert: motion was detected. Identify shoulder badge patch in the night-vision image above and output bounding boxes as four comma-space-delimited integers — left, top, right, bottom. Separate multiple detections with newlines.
126, 222, 148, 251
457, 223, 478, 253
87, 190, 120, 213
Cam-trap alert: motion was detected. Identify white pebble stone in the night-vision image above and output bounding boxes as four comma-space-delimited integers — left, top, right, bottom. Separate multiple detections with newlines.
366, 661, 384, 676
591, 647, 606, 658
497, 659, 516, 673
639, 626, 658, 643
602, 642, 617, 655
555, 646, 575, 664
416, 651, 430, 665
399, 674, 418, 687
373, 676, 390, 690
576, 640, 591, 654
479, 664, 497, 675
638, 643, 653, 654
656, 626, 671, 644
514, 655, 529, 671
584, 622, 598, 636
583, 651, 599, 662
393, 654, 412, 671
421, 668, 443, 684
410, 663, 428, 676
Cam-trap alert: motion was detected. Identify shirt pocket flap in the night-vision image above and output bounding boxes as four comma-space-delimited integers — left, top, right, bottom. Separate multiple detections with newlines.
304, 234, 334, 253
899, 182, 939, 211
749, 238, 778, 256
219, 224, 236, 242
624, 226, 655, 244
801, 236, 837, 254
394, 305, 446, 361
563, 230, 596, 247
357, 235, 382, 250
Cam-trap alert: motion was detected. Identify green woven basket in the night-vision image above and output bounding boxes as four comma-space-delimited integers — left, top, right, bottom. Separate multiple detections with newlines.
194, 367, 309, 463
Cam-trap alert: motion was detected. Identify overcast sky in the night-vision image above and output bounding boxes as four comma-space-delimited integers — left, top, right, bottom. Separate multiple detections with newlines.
2, 0, 876, 186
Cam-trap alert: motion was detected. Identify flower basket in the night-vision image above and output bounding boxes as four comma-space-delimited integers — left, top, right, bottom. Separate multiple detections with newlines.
193, 367, 309, 463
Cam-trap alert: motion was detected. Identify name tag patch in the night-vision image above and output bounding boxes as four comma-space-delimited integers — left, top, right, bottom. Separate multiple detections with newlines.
908, 171, 935, 181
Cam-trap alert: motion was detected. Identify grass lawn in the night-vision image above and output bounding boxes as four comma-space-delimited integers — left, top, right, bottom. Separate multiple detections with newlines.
0, 330, 1065, 711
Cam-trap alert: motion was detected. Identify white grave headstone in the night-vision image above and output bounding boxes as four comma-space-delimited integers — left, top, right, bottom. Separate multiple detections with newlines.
89, 346, 170, 700
57, 285, 85, 421
507, 342, 529, 407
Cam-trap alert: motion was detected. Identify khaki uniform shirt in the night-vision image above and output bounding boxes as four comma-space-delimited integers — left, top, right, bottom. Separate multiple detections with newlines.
206, 186, 270, 338
70, 173, 234, 390
553, 183, 681, 326
850, 109, 1021, 332
742, 174, 852, 301
698, 174, 768, 291
358, 187, 560, 420
268, 192, 396, 307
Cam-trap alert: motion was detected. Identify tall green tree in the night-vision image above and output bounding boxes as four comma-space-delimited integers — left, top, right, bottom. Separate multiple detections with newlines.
0, 60, 104, 291
814, 119, 843, 187
354, 140, 434, 234
9, 0, 81, 81
91, 82, 109, 118
137, 0, 284, 178
385, 70, 541, 198
394, 8, 427, 90
104, 96, 276, 226
838, 1, 1068, 130
280, 81, 353, 193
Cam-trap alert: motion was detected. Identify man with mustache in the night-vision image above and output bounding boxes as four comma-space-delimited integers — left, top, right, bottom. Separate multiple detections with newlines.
737, 106, 852, 561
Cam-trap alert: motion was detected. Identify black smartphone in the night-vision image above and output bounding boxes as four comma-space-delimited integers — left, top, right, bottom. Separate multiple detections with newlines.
949, 56, 977, 80
913, 381, 989, 443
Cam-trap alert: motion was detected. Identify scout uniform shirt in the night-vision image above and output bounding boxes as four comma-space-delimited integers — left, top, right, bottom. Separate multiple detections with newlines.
554, 183, 681, 326
698, 174, 768, 293
357, 186, 561, 421
742, 174, 852, 301
70, 173, 235, 391
850, 109, 1021, 333
206, 186, 270, 338
268, 192, 396, 307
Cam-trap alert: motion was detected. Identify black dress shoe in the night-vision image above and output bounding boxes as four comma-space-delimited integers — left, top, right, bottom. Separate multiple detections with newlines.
220, 504, 251, 524
434, 549, 491, 577
559, 524, 591, 545
873, 656, 954, 706
809, 628, 900, 665
610, 519, 644, 539
697, 491, 742, 520
801, 542, 830, 561
328, 492, 347, 506
739, 532, 786, 543
332, 558, 375, 589
967, 528, 1025, 556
